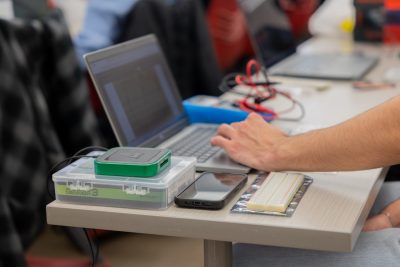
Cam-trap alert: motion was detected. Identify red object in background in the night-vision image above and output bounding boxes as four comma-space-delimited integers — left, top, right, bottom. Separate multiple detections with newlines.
47, 0, 56, 9
384, 24, 400, 43
385, 0, 400, 9
206, 0, 254, 71
384, 0, 400, 44
26, 256, 111, 267
87, 229, 110, 240
279, 0, 319, 39
354, 0, 383, 4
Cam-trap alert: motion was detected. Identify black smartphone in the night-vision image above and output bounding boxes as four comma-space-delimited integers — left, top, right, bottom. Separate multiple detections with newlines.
174, 172, 248, 210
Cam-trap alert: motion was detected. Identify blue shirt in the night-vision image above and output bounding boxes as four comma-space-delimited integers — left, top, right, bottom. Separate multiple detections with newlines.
74, 0, 138, 68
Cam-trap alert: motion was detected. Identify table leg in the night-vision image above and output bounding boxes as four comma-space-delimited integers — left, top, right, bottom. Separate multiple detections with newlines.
204, 240, 232, 267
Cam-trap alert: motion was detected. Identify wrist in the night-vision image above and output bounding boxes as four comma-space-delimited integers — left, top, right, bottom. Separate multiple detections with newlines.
267, 137, 294, 171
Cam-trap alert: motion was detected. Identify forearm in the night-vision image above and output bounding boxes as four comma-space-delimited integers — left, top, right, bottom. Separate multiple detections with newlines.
271, 96, 400, 171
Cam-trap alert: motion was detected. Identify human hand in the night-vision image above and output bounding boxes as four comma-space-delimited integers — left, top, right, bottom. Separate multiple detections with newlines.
211, 113, 288, 171
362, 213, 393, 232
363, 199, 400, 231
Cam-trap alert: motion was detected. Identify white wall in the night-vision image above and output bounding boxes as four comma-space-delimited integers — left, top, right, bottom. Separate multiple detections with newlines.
309, 0, 355, 38
55, 0, 88, 36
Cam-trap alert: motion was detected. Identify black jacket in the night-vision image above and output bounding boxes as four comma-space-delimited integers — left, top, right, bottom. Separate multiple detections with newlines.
118, 0, 222, 100
0, 9, 102, 266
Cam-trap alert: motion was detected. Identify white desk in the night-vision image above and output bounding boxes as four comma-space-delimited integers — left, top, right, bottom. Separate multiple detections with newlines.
47, 39, 400, 267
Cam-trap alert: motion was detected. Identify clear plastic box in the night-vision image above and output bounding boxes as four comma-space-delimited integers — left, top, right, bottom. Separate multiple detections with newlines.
53, 152, 196, 210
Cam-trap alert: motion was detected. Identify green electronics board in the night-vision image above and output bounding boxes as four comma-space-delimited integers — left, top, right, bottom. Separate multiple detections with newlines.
94, 147, 171, 177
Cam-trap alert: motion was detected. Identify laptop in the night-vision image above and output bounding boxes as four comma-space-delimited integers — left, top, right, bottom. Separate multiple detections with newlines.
238, 0, 378, 80
84, 34, 250, 174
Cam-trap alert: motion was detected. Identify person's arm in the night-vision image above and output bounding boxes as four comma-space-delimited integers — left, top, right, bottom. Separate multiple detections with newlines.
363, 199, 400, 231
211, 96, 400, 172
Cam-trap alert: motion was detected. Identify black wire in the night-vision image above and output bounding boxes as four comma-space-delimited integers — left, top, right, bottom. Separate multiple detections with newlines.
46, 146, 109, 267
46, 146, 108, 199
218, 69, 306, 122
93, 229, 100, 265
83, 228, 96, 267
72, 146, 108, 157
218, 72, 241, 93
275, 98, 306, 122
261, 66, 270, 83
71, 147, 106, 267
46, 155, 98, 200
218, 72, 279, 94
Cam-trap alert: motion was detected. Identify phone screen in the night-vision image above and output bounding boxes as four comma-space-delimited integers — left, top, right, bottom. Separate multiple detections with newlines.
175, 173, 247, 209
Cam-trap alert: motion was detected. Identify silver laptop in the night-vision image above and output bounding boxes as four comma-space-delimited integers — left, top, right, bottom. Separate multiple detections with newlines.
84, 34, 250, 174
238, 0, 378, 80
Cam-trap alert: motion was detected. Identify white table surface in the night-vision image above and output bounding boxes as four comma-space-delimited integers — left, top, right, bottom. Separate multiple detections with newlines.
47, 38, 400, 266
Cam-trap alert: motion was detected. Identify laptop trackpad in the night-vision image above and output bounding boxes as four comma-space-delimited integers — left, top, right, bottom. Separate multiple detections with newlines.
197, 150, 251, 174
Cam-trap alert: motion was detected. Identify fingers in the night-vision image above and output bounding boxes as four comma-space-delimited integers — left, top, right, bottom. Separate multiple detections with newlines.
362, 214, 393, 232
212, 114, 268, 148
217, 114, 266, 140
230, 122, 241, 129
211, 135, 231, 149
246, 112, 282, 133
216, 123, 236, 139
247, 112, 265, 123
212, 124, 237, 151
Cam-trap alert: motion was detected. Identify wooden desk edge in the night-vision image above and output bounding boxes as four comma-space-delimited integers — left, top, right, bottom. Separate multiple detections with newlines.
47, 201, 354, 252
350, 168, 387, 249
46, 168, 386, 253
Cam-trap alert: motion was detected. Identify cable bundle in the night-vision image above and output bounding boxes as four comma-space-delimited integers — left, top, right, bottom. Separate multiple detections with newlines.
219, 59, 305, 121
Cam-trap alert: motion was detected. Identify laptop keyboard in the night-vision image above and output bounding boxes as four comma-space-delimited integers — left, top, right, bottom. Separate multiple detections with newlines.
168, 127, 220, 163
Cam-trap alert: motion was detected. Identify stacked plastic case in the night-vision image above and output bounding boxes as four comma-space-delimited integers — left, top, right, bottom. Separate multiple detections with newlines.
52, 152, 196, 210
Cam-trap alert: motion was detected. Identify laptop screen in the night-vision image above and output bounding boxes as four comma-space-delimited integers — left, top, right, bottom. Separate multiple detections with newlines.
86, 36, 188, 147
238, 0, 313, 67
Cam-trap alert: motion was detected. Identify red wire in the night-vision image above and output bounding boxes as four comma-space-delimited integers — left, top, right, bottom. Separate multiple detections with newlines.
235, 75, 244, 86
238, 99, 277, 115
233, 59, 298, 120
238, 100, 276, 120
246, 59, 261, 82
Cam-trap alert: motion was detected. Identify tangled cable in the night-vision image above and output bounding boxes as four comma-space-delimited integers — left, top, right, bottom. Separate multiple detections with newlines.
219, 59, 305, 121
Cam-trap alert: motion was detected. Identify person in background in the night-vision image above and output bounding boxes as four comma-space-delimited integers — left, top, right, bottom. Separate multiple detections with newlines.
206, 0, 253, 71
206, 0, 324, 72
211, 96, 400, 266
279, 0, 321, 39
74, 0, 138, 69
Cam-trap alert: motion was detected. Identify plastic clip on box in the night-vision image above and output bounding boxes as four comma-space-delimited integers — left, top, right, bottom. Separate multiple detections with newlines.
53, 152, 196, 210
